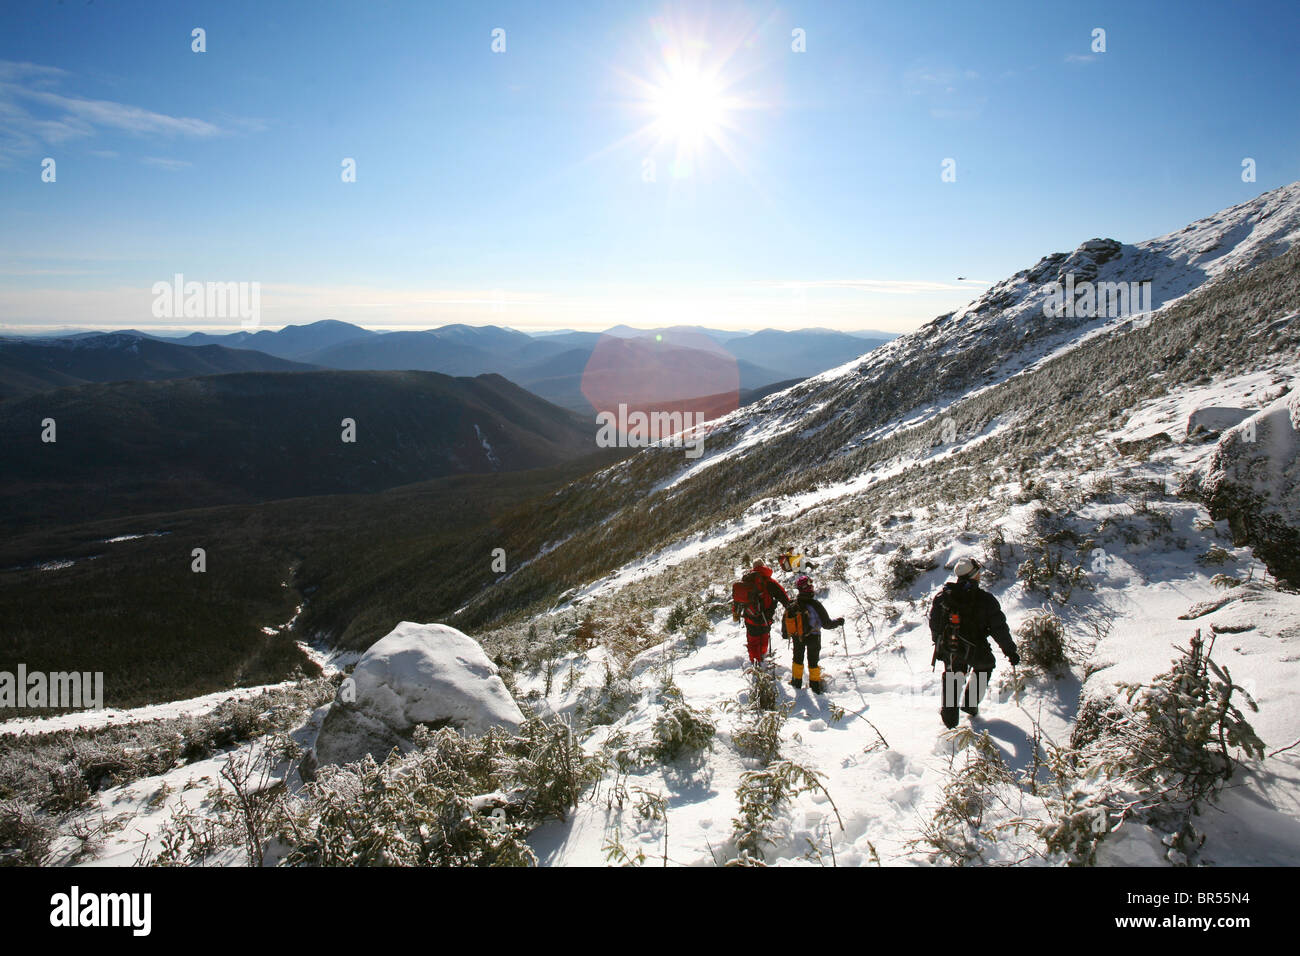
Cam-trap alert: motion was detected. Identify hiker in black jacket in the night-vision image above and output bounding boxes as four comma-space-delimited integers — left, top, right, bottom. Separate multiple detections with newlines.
783, 575, 843, 694
929, 557, 1019, 728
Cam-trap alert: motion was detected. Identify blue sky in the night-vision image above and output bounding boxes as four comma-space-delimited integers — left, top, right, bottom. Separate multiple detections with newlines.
2, 0, 1298, 334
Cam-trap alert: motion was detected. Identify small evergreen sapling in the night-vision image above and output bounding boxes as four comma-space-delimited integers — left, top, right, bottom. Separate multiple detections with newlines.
1015, 608, 1070, 675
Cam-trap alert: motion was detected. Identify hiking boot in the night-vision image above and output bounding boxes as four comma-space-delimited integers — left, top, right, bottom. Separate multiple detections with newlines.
809, 680, 824, 694
940, 707, 959, 729
961, 705, 979, 718
790, 677, 803, 689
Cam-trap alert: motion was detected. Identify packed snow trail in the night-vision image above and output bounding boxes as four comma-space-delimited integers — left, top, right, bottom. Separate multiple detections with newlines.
523, 581, 1080, 866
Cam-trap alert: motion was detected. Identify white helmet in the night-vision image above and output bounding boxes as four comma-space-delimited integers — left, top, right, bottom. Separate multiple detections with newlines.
953, 556, 981, 579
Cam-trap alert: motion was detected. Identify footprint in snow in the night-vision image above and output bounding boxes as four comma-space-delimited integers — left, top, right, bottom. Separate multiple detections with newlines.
880, 749, 909, 779
889, 783, 922, 808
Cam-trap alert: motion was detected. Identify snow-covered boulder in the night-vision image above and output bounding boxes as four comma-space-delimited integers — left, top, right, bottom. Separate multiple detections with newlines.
1187, 406, 1252, 440
1200, 387, 1300, 586
308, 622, 524, 772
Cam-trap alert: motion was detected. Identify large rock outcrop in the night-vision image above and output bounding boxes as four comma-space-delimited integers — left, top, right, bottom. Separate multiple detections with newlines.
1187, 406, 1252, 440
307, 622, 524, 773
1200, 386, 1300, 586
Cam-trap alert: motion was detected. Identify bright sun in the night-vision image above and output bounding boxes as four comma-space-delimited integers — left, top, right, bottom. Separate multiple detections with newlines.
649, 65, 728, 149
612, 17, 760, 181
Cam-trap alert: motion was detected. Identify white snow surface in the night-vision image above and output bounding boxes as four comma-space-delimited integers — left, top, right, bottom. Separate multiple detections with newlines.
310, 622, 524, 768
0, 681, 300, 738
343, 622, 522, 736
524, 389, 1300, 865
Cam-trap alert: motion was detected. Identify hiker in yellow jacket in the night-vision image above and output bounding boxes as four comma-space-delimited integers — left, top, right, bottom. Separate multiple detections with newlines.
777, 546, 818, 574
781, 575, 844, 694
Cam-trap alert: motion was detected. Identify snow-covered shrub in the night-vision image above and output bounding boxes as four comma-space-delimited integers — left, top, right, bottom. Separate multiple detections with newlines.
980, 526, 1010, 581
728, 667, 789, 767
743, 660, 780, 712
277, 752, 534, 867
512, 716, 602, 821
0, 799, 53, 866
886, 554, 935, 594
1027, 504, 1084, 547
731, 706, 789, 766
649, 699, 715, 764
148, 796, 229, 867
603, 786, 669, 867
664, 599, 711, 645
664, 600, 692, 634
275, 716, 599, 867
216, 735, 300, 866
1015, 609, 1069, 675
1016, 546, 1089, 602
1112, 630, 1265, 802
41, 761, 93, 813
576, 661, 635, 730
1035, 781, 1110, 866
1067, 695, 1124, 751
1083, 474, 1115, 502
1197, 545, 1232, 566
916, 732, 1016, 866
0, 679, 336, 817
821, 552, 848, 583
1039, 631, 1266, 865
522, 622, 573, 694
729, 760, 840, 865
143, 733, 302, 867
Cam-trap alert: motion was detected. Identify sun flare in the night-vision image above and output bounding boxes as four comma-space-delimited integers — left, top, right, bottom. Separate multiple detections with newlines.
607, 14, 764, 182
648, 64, 729, 150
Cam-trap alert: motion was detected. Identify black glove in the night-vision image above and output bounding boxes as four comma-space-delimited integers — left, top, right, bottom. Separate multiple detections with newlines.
833, 618, 845, 628
1007, 649, 1021, 666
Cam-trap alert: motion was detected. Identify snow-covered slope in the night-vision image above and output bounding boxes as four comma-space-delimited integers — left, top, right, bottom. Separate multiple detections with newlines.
479, 182, 1300, 866
519, 359, 1300, 865
28, 183, 1300, 867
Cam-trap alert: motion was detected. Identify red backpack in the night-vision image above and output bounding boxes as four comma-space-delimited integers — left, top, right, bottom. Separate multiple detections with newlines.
732, 572, 775, 625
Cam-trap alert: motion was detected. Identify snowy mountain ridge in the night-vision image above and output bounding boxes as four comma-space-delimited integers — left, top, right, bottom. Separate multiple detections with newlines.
490, 182, 1300, 617
679, 181, 1300, 481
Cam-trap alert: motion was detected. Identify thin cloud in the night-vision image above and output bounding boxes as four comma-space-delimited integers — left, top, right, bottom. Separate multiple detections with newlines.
0, 59, 225, 164
17, 89, 221, 138
903, 62, 987, 120
0, 61, 68, 86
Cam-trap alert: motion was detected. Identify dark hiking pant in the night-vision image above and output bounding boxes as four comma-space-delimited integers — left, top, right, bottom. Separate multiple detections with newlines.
942, 665, 991, 712
791, 632, 821, 681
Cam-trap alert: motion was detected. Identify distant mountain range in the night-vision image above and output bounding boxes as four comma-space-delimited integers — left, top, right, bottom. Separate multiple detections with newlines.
0, 332, 318, 401
1, 322, 890, 412
0, 321, 895, 437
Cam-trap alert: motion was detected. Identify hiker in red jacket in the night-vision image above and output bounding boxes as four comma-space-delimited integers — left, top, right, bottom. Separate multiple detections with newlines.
736, 558, 791, 663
